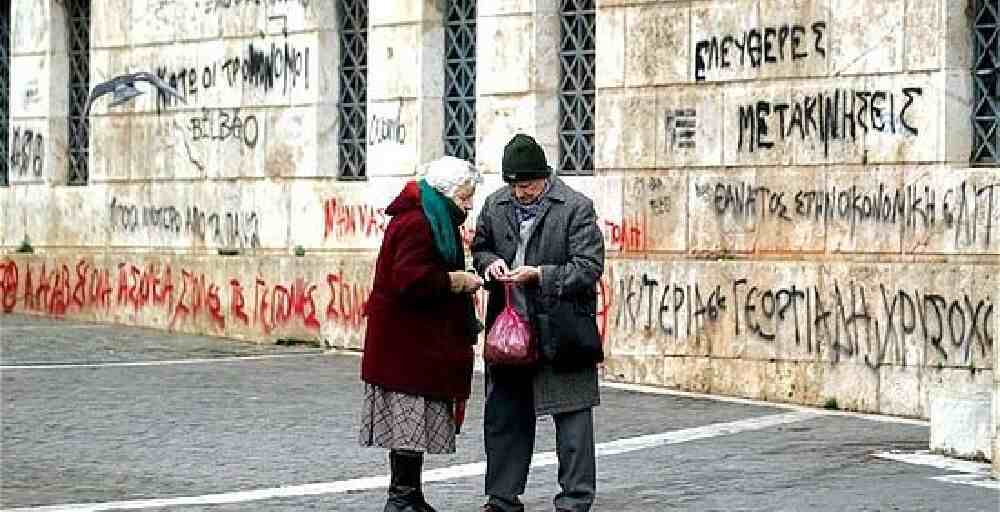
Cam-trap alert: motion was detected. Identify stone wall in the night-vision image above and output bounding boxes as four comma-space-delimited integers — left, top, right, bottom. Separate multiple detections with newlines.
2, 1, 997, 425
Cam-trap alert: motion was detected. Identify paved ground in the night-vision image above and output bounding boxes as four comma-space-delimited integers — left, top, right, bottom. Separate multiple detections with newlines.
1, 313, 998, 512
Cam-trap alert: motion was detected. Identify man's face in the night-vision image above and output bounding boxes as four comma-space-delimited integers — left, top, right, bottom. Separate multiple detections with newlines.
511, 178, 547, 205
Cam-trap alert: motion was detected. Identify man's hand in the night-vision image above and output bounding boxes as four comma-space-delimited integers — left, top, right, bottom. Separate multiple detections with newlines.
448, 271, 484, 293
507, 266, 541, 284
484, 259, 510, 282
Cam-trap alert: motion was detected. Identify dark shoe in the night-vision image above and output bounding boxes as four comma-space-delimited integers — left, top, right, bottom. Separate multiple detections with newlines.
479, 505, 502, 512
384, 450, 436, 512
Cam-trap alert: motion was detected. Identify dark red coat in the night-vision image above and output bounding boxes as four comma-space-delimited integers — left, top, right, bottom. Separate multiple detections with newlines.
361, 182, 476, 400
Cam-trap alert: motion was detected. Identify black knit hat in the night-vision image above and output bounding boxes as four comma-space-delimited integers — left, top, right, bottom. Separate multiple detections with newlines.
501, 133, 552, 183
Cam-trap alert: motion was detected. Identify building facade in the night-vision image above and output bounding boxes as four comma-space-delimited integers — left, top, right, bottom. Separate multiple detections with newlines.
1, 0, 998, 459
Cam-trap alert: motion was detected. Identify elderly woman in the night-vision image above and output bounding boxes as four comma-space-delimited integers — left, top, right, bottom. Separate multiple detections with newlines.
360, 156, 484, 512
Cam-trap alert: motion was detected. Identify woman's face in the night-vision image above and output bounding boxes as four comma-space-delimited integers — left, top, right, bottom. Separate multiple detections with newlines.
448, 183, 476, 213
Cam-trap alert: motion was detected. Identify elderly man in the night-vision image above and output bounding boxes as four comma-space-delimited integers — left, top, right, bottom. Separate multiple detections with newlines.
472, 134, 605, 512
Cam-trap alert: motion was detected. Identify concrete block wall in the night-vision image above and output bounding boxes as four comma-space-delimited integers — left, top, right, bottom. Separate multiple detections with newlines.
2, 1, 997, 440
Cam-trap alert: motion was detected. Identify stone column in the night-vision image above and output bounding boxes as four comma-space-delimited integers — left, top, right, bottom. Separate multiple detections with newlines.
475, 0, 560, 174
367, 0, 446, 177
994, 319, 999, 477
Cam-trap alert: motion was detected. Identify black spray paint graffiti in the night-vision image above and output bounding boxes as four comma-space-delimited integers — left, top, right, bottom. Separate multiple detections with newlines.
627, 176, 673, 216
612, 273, 994, 369
190, 108, 260, 148
738, 88, 923, 157
155, 35, 310, 111
110, 197, 262, 249
197, 0, 309, 14
10, 127, 44, 178
664, 109, 696, 150
699, 180, 999, 249
695, 22, 826, 81
369, 113, 407, 146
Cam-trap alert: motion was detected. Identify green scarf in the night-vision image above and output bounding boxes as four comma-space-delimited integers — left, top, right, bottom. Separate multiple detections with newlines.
418, 179, 464, 268
418, 179, 483, 342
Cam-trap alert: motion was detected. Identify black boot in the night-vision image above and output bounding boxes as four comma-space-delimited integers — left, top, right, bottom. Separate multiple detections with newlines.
384, 449, 437, 512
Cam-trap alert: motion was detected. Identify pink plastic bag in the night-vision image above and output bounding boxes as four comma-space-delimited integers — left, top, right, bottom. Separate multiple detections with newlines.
484, 282, 537, 366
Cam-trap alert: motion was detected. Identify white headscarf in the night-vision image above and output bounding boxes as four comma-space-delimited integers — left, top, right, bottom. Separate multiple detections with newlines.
420, 156, 483, 197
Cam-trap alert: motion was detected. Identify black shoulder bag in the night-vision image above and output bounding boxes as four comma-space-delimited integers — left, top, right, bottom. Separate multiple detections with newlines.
534, 282, 604, 369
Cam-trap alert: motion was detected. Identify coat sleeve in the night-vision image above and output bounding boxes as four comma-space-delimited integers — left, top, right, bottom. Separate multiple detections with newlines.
539, 198, 605, 298
390, 215, 453, 303
471, 199, 502, 276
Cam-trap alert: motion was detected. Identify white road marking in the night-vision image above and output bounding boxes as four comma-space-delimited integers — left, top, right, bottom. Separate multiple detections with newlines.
0, 324, 107, 331
874, 450, 999, 490
0, 411, 814, 512
602, 381, 930, 426
0, 353, 324, 370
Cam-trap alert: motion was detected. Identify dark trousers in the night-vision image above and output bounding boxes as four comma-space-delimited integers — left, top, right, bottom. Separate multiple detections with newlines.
484, 368, 596, 512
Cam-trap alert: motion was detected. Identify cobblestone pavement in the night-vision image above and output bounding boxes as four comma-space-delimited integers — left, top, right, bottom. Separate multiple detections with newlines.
2, 314, 998, 511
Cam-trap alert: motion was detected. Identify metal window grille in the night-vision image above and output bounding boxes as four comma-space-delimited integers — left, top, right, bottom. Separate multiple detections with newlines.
443, 0, 476, 162
67, 0, 90, 185
1, 5, 9, 187
973, 0, 1000, 164
558, 0, 595, 175
338, 0, 367, 180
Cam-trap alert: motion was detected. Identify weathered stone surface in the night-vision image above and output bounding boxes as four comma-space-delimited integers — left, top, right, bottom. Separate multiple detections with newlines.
367, 99, 420, 176
768, 361, 825, 406
939, 71, 973, 164
624, 4, 689, 86
928, 389, 992, 459
479, 0, 533, 17
595, 7, 626, 88
11, 0, 49, 54
3, 185, 52, 249
663, 356, 713, 393
712, 358, 772, 399
819, 361, 880, 413
924, 368, 994, 433
369, 24, 423, 101
754, 167, 826, 253
829, 0, 904, 76
904, 0, 941, 72
10, 55, 49, 118
595, 88, 658, 169
477, 15, 533, 95
287, 176, 409, 251
879, 364, 923, 417
266, 107, 316, 177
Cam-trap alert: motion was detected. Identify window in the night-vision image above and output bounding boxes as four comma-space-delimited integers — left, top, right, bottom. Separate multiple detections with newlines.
973, 0, 999, 164
338, 0, 368, 180
444, 0, 476, 162
1, 5, 8, 187
558, 0, 595, 175
66, 0, 90, 185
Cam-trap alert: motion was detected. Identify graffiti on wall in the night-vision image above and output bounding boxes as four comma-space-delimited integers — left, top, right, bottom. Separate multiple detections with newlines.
197, 0, 310, 14
155, 34, 310, 111
697, 179, 999, 249
737, 87, 923, 157
109, 197, 262, 249
695, 21, 827, 81
608, 268, 994, 370
10, 126, 44, 178
0, 258, 369, 338
189, 107, 260, 148
322, 196, 475, 248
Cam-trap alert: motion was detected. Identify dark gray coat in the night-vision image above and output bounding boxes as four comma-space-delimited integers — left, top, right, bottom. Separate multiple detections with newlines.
472, 177, 605, 415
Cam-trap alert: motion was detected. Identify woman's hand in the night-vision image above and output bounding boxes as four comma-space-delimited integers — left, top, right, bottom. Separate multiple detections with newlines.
449, 271, 484, 294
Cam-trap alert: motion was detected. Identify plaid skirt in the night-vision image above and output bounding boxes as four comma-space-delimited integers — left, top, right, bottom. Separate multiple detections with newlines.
358, 383, 456, 454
